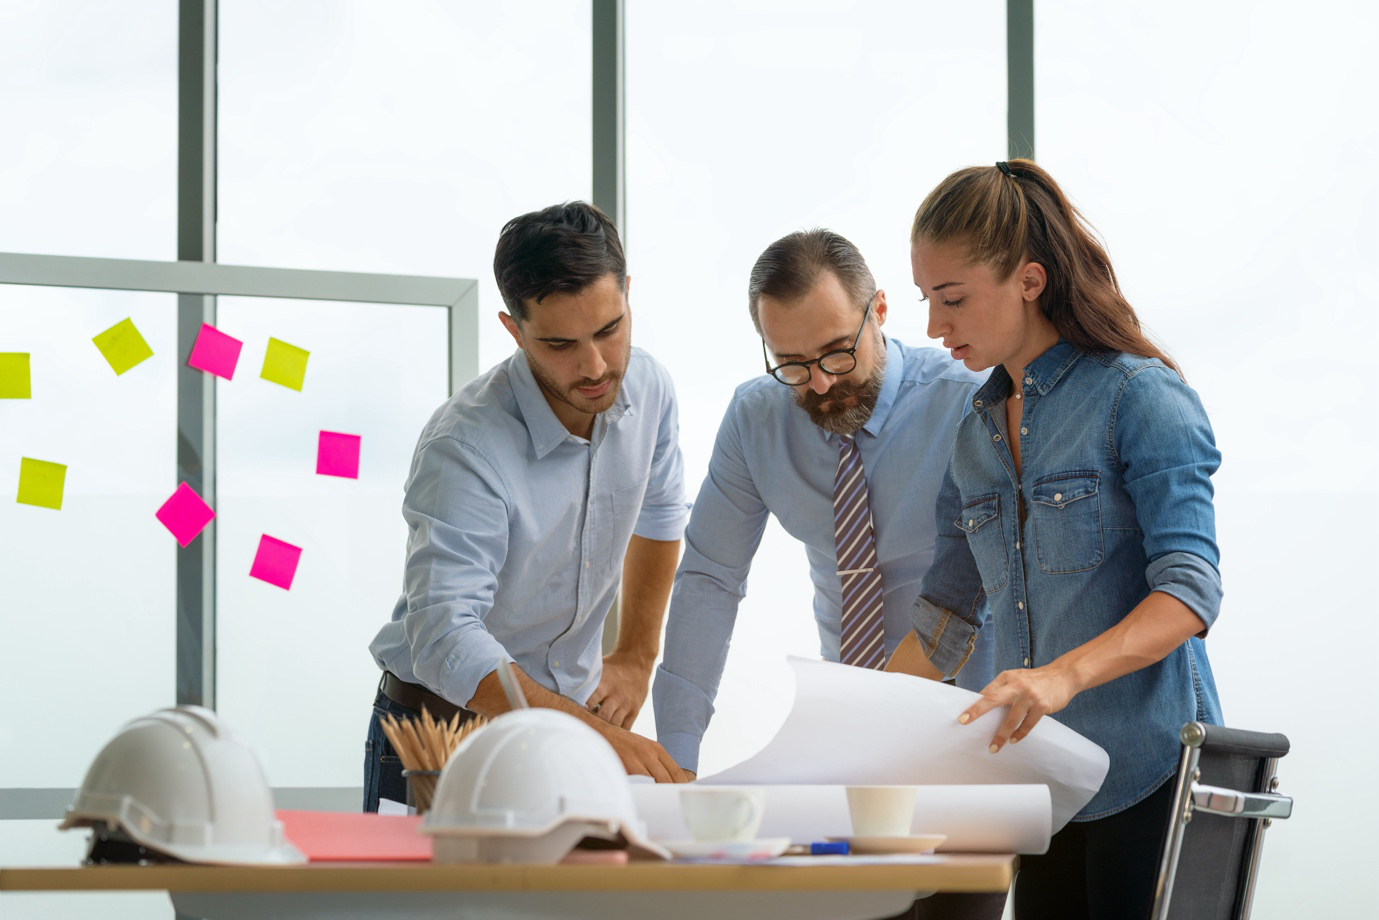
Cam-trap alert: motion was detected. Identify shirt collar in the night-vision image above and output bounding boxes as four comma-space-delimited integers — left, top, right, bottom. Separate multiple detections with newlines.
971, 338, 1081, 410
509, 350, 633, 458
858, 334, 903, 438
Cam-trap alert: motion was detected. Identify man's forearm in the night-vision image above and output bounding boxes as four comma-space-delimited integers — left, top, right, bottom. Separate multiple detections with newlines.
467, 664, 593, 721
611, 535, 681, 663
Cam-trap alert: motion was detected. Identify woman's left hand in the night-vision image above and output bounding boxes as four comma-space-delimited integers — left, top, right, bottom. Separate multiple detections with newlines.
959, 666, 1079, 753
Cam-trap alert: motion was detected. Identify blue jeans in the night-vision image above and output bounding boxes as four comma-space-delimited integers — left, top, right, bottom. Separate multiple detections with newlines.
362, 689, 418, 812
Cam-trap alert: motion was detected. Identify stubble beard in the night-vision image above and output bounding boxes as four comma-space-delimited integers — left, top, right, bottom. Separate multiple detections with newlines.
526, 346, 630, 421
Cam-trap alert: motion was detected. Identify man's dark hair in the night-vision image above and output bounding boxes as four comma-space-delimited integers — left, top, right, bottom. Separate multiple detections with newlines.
493, 201, 626, 323
747, 229, 876, 333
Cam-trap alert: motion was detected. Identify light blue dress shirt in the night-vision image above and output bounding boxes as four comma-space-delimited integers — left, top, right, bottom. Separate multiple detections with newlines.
369, 346, 690, 708
653, 337, 993, 774
911, 341, 1223, 819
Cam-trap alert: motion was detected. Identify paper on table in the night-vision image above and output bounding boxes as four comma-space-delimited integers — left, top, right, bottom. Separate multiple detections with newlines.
631, 784, 1051, 854
701, 657, 1108, 832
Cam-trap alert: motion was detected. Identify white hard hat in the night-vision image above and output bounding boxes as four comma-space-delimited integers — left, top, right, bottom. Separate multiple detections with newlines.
59, 706, 304, 866
422, 708, 668, 863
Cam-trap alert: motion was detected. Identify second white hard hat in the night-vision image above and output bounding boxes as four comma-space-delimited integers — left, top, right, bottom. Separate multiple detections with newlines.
422, 708, 668, 863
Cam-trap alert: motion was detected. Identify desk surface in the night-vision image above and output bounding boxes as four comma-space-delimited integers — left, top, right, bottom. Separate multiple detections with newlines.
0, 855, 1015, 894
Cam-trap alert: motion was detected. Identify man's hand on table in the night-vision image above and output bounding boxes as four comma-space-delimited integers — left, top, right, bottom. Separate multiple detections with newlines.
587, 651, 653, 729
591, 719, 693, 783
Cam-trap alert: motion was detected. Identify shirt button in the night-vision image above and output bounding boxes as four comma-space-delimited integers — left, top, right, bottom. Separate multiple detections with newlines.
1020, 427, 1028, 435
1014, 541, 1020, 549
993, 434, 1002, 442
974, 399, 983, 408
1017, 601, 1024, 610
1023, 657, 1031, 668
1024, 377, 1032, 385
553, 659, 560, 668
968, 519, 974, 527
1054, 492, 1063, 502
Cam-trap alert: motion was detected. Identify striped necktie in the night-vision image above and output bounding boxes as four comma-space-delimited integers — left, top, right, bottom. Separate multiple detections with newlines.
834, 434, 886, 669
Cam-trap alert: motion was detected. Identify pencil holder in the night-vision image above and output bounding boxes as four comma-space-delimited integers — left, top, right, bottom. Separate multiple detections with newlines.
402, 770, 441, 814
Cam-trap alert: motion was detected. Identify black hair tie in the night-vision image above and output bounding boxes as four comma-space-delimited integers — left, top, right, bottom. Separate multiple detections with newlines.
996, 161, 1016, 178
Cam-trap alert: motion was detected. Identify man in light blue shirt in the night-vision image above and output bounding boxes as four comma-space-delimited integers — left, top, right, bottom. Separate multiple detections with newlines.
653, 230, 1002, 918
653, 229, 995, 775
365, 203, 691, 810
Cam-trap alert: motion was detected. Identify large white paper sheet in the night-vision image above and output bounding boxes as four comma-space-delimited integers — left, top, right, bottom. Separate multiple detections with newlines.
631, 783, 1052, 854
699, 657, 1108, 831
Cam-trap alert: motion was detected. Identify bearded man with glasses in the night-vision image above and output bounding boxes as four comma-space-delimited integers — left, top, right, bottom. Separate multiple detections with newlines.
654, 229, 1004, 920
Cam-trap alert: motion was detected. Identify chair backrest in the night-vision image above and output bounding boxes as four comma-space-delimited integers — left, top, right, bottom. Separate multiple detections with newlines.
1151, 722, 1292, 920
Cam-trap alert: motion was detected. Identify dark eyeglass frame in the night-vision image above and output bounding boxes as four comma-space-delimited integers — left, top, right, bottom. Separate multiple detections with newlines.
762, 292, 876, 387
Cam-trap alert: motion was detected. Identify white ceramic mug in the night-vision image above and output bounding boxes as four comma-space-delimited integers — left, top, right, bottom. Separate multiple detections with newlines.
679, 787, 766, 842
845, 785, 917, 837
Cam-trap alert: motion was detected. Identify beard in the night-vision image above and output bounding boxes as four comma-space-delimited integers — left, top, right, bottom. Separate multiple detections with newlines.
525, 347, 629, 421
794, 345, 887, 435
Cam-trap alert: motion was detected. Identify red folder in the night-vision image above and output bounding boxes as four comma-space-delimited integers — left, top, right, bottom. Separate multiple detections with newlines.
277, 810, 433, 862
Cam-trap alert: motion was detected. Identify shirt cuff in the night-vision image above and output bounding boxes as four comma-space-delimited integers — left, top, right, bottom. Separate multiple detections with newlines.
634, 501, 692, 541
908, 594, 980, 680
651, 664, 714, 774
1146, 550, 1223, 633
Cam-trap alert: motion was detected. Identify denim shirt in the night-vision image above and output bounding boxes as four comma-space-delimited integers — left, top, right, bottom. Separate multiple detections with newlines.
910, 340, 1224, 819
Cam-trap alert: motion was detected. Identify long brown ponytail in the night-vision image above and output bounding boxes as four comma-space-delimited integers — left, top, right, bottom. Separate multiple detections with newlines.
911, 159, 1180, 377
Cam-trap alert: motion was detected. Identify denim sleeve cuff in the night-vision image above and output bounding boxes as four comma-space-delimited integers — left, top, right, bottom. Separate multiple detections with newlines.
1146, 550, 1223, 633
909, 594, 980, 680
652, 664, 715, 774
634, 500, 691, 541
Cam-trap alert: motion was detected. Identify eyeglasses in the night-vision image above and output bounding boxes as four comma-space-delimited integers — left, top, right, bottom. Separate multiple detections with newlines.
762, 293, 875, 387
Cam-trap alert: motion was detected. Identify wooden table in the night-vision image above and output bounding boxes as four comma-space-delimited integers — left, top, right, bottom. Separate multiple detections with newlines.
1, 855, 1016, 920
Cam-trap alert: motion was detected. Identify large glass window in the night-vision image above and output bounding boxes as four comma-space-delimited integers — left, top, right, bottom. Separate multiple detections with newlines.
626, 0, 1007, 771
0, 2, 175, 260
214, 297, 450, 786
0, 288, 176, 789
218, 0, 593, 373
1038, 1, 1379, 913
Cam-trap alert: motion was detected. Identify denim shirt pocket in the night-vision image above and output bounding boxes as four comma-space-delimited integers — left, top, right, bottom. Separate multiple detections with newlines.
1030, 471, 1104, 574
955, 493, 1008, 593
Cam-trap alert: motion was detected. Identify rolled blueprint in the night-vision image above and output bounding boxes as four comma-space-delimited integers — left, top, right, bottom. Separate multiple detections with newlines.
696, 657, 1109, 832
631, 783, 1052, 854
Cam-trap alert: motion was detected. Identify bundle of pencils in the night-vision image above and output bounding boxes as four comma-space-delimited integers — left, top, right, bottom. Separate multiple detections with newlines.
380, 709, 488, 772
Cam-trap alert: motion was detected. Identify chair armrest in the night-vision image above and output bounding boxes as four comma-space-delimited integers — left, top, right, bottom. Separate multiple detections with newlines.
1192, 783, 1293, 821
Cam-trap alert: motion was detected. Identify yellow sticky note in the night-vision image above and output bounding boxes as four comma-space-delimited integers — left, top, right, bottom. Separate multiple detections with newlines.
0, 353, 31, 398
260, 337, 310, 391
92, 318, 154, 376
17, 457, 66, 510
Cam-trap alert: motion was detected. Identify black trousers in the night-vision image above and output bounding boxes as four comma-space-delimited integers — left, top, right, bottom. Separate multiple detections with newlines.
1013, 781, 1174, 920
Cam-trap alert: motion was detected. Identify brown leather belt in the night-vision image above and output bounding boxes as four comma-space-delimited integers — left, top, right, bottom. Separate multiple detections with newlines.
378, 671, 477, 724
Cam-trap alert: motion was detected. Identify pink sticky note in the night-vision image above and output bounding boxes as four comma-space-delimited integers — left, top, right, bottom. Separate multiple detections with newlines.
316, 430, 362, 479
187, 323, 243, 380
155, 482, 216, 547
250, 534, 303, 590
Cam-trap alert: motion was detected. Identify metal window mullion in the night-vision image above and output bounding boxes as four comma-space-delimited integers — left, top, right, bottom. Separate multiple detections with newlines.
1007, 0, 1035, 160
177, 0, 218, 709
592, 0, 625, 238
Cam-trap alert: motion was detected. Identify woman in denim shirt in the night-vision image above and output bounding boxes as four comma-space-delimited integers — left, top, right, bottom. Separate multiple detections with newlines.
888, 160, 1223, 919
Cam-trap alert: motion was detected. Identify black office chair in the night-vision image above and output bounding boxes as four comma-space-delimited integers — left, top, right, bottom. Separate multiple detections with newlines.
1150, 722, 1293, 920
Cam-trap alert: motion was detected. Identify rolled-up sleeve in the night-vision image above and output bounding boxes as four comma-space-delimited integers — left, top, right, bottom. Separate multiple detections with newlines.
399, 436, 515, 706
1114, 366, 1224, 631
911, 459, 987, 679
634, 363, 691, 541
654, 399, 770, 774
